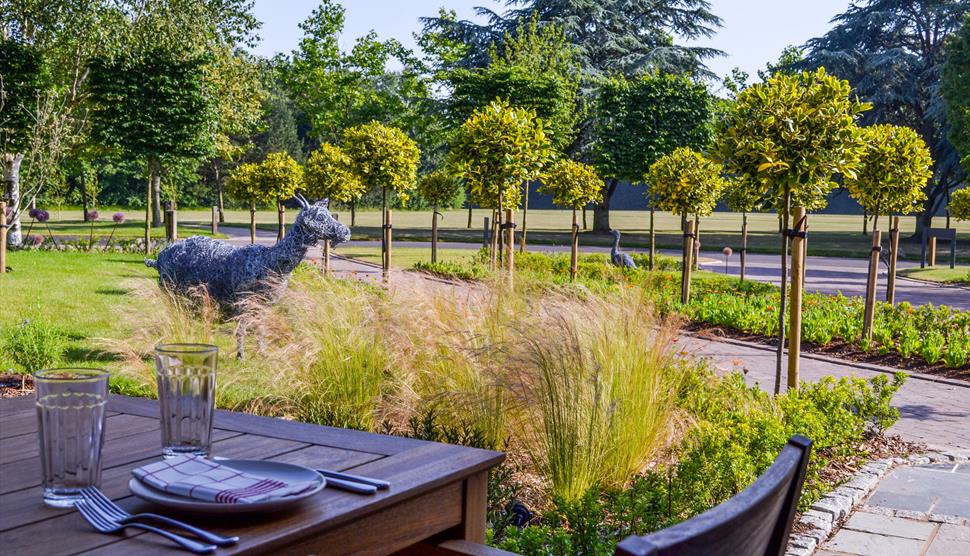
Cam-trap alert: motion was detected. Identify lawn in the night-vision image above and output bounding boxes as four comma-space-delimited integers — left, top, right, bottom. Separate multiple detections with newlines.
898, 265, 970, 286
334, 246, 483, 267
0, 250, 156, 370
33, 205, 968, 261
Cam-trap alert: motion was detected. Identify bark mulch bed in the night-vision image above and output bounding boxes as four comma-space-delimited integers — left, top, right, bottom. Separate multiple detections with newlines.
0, 374, 34, 398
686, 323, 970, 381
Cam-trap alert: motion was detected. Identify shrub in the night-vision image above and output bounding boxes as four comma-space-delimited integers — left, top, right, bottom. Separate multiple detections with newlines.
2, 318, 68, 374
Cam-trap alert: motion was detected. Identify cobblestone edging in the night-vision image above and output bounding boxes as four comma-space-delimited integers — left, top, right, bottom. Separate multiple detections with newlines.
784, 449, 970, 556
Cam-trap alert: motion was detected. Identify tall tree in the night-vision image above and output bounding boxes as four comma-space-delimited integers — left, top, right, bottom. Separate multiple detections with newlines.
803, 0, 969, 235
943, 13, 970, 173
591, 72, 713, 231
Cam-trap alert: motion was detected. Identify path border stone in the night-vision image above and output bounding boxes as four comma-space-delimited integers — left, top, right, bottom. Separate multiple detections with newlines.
784, 450, 970, 556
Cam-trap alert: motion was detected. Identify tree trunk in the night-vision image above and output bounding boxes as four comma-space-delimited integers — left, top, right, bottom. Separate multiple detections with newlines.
215, 165, 225, 223
592, 179, 619, 232
862, 208, 868, 236
519, 182, 529, 253
249, 201, 256, 244
582, 206, 587, 230
570, 209, 578, 281
150, 161, 162, 227
2, 153, 23, 247
144, 160, 153, 254
648, 203, 655, 271
351, 200, 356, 227
740, 211, 748, 282
692, 214, 700, 271
431, 206, 438, 264
467, 201, 473, 228
81, 174, 91, 222
775, 193, 791, 395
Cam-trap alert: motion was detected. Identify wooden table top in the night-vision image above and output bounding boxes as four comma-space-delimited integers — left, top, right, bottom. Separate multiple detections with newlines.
0, 394, 504, 555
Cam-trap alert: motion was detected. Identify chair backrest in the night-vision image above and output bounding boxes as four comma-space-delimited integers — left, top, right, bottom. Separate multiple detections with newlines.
615, 435, 812, 556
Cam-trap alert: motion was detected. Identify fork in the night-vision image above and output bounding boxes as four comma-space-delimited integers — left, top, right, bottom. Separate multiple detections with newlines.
74, 500, 217, 554
80, 487, 239, 547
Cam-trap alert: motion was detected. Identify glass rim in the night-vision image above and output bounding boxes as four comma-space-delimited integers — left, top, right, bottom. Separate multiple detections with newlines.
155, 343, 219, 355
33, 368, 109, 382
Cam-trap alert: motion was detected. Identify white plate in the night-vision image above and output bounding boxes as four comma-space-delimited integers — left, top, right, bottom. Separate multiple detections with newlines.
128, 459, 326, 514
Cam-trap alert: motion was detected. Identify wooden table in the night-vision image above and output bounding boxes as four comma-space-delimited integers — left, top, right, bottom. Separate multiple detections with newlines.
0, 394, 504, 555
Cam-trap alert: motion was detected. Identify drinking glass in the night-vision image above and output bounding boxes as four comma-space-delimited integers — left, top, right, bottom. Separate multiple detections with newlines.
35, 368, 109, 507
155, 344, 218, 458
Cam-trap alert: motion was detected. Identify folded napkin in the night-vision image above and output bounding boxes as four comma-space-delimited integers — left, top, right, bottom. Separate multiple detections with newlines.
133, 456, 318, 504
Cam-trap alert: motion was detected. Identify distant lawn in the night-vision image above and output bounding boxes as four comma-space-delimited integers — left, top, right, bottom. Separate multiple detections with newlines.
335, 246, 482, 268
23, 219, 223, 240
0, 251, 156, 370
898, 265, 970, 286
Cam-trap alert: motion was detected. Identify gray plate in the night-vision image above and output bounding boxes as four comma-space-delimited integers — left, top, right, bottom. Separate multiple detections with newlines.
128, 459, 326, 514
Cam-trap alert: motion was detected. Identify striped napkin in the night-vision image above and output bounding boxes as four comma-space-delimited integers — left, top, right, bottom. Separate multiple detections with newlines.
132, 456, 318, 504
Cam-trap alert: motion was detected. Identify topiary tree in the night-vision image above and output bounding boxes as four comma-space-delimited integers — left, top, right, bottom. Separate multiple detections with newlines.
342, 121, 420, 276
721, 178, 762, 282
647, 147, 727, 302
950, 188, 970, 221
304, 142, 363, 272
539, 158, 604, 281
845, 124, 932, 308
449, 99, 552, 276
417, 170, 464, 263
716, 67, 868, 392
226, 152, 302, 244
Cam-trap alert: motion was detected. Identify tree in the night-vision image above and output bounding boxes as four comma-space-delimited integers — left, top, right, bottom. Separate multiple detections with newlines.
343, 121, 420, 276
417, 170, 463, 263
303, 143, 365, 203
943, 14, 970, 174
449, 99, 552, 274
225, 152, 302, 244
538, 158, 603, 280
716, 68, 867, 392
0, 38, 46, 246
803, 0, 969, 236
88, 48, 212, 251
721, 178, 762, 282
950, 187, 970, 221
648, 147, 726, 298
592, 72, 713, 232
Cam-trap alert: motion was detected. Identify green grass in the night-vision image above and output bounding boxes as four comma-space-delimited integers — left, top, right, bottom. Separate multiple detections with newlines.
0, 251, 155, 370
898, 266, 970, 286
335, 246, 482, 268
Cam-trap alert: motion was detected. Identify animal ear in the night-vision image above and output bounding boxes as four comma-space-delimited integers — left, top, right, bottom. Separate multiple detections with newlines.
293, 194, 309, 209
314, 198, 330, 209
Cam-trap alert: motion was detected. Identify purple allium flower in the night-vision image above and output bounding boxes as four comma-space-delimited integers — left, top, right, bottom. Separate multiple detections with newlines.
86, 210, 99, 221
113, 212, 126, 224
35, 210, 50, 223
30, 235, 44, 246
29, 208, 40, 219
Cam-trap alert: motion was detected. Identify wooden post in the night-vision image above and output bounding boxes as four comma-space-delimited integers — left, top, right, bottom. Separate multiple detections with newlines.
431, 209, 439, 264
886, 216, 900, 304
505, 208, 514, 287
0, 201, 7, 274
323, 240, 331, 275
385, 209, 393, 279
164, 209, 175, 242
570, 209, 579, 281
787, 207, 807, 391
519, 183, 528, 253
692, 215, 701, 271
862, 229, 882, 341
928, 237, 937, 267
648, 204, 655, 271
681, 219, 694, 304
249, 202, 256, 245
277, 201, 285, 243
582, 206, 587, 230
211, 206, 218, 235
169, 208, 177, 241
740, 212, 748, 282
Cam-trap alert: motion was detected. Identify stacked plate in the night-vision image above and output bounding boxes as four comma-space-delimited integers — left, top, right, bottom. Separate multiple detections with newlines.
129, 459, 326, 514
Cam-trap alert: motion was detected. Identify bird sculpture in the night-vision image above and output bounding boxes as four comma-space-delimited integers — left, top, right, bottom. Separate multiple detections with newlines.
610, 229, 637, 269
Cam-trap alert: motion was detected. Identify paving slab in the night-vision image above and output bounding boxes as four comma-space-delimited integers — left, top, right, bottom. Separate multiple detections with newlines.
841, 511, 936, 539
867, 464, 970, 519
926, 524, 970, 556
824, 529, 925, 556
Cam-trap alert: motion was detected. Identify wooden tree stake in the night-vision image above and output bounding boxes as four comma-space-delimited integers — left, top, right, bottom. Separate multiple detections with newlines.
0, 201, 7, 274
570, 209, 579, 281
211, 206, 218, 235
249, 202, 256, 245
775, 194, 791, 395
649, 204, 655, 271
862, 229, 882, 341
681, 219, 694, 304
740, 212, 748, 282
505, 208, 515, 287
787, 207, 807, 390
692, 215, 701, 271
886, 216, 900, 304
323, 240, 331, 275
277, 201, 285, 243
431, 209, 439, 264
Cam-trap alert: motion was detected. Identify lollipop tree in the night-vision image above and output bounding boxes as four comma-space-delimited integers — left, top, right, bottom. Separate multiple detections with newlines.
721, 179, 762, 282
226, 152, 302, 244
539, 159, 604, 281
304, 143, 366, 273
417, 170, 463, 263
647, 147, 726, 303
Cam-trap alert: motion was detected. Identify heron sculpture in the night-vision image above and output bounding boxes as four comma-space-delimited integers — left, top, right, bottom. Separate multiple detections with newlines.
610, 229, 637, 269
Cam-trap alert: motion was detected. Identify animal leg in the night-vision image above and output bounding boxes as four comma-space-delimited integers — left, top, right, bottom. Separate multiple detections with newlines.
235, 321, 246, 359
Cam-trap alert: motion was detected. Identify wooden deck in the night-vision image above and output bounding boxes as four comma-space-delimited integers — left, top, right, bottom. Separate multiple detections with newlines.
0, 394, 504, 555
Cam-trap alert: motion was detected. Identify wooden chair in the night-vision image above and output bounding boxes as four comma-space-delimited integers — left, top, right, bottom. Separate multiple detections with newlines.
615, 435, 813, 556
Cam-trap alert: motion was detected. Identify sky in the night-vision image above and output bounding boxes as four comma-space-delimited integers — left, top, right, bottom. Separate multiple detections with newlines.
250, 0, 852, 86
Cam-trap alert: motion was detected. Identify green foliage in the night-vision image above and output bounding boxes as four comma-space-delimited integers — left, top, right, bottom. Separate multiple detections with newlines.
416, 169, 463, 208
449, 99, 553, 209
594, 73, 714, 182
88, 47, 213, 166
303, 143, 365, 203
342, 121, 420, 202
413, 259, 490, 281
943, 14, 970, 171
647, 147, 727, 217
2, 317, 67, 373
721, 178, 762, 213
845, 124, 932, 216
539, 159, 603, 209
716, 68, 868, 210
950, 188, 970, 221
0, 39, 47, 155
226, 152, 302, 204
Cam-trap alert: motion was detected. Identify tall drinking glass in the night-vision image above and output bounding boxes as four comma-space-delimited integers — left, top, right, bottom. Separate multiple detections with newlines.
35, 368, 109, 507
155, 344, 218, 458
